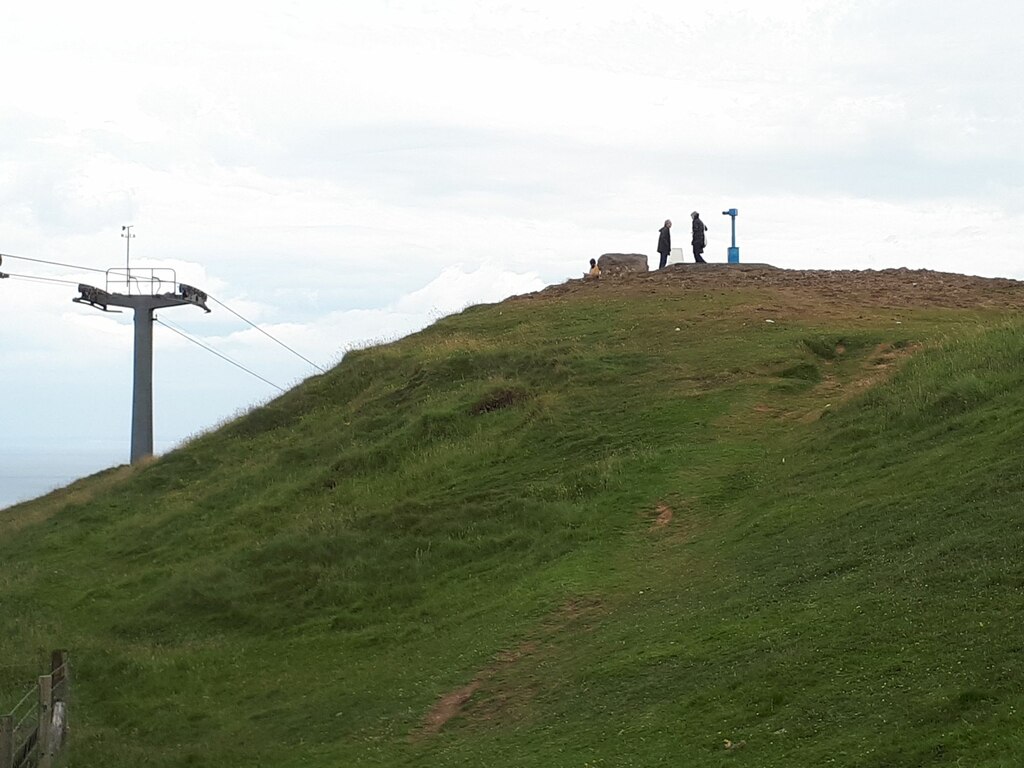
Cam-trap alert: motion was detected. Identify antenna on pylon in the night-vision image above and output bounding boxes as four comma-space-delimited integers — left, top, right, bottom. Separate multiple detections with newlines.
121, 225, 135, 293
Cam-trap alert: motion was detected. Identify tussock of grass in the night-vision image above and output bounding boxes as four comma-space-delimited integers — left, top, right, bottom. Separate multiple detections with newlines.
470, 385, 530, 415
777, 361, 822, 383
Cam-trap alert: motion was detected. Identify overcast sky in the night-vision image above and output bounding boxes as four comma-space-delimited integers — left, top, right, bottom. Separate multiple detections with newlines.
2, 0, 1022, 506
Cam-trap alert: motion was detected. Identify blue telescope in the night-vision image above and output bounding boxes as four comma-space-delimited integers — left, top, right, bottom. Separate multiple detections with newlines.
721, 208, 739, 263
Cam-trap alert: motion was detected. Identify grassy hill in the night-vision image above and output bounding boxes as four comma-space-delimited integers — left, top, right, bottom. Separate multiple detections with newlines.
3, 266, 1024, 767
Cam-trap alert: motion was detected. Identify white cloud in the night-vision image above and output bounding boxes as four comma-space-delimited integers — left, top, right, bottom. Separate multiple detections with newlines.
391, 264, 544, 315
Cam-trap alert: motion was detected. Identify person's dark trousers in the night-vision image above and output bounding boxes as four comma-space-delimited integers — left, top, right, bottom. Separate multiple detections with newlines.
693, 248, 706, 264
659, 252, 668, 269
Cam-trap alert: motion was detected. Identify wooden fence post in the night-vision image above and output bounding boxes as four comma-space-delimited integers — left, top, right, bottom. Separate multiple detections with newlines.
37, 674, 53, 768
0, 714, 13, 768
50, 651, 67, 690
50, 649, 69, 759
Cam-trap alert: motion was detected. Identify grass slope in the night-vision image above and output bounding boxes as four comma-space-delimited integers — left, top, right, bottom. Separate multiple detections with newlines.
2, 268, 1024, 767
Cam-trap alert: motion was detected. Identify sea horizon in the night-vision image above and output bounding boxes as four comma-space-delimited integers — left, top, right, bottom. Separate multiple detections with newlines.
0, 448, 126, 510
0, 438, 194, 511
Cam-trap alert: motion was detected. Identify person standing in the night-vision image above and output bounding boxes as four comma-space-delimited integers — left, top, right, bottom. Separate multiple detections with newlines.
657, 219, 672, 269
691, 211, 707, 263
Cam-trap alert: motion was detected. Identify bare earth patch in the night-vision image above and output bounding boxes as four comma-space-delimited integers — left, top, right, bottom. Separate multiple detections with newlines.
513, 266, 1024, 317
412, 598, 603, 739
417, 680, 483, 737
650, 504, 674, 530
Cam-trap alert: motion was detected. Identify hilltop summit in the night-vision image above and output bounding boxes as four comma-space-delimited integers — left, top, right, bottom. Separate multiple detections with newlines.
3, 267, 1024, 766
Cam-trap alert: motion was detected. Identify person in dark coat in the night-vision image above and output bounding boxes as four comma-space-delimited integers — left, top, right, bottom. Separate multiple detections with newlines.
657, 219, 672, 269
691, 211, 707, 263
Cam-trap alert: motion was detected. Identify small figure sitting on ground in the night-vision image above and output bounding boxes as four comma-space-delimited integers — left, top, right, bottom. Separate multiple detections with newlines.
585, 258, 601, 278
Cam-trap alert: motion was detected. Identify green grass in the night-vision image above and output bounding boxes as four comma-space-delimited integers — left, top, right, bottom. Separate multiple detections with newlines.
2, 281, 1024, 766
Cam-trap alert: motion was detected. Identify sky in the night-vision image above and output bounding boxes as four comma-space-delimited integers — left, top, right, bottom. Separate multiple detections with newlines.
1, 0, 1022, 507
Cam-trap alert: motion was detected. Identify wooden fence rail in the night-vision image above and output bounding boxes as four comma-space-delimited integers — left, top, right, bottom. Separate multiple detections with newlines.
0, 651, 70, 768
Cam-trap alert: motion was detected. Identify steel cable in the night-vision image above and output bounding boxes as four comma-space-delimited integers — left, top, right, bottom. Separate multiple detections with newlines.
155, 317, 285, 392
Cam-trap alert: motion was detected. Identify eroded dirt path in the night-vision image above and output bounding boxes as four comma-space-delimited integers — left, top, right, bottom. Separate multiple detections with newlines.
412, 597, 604, 739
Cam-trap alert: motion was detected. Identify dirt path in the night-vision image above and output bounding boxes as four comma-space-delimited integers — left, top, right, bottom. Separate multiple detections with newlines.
412, 598, 603, 739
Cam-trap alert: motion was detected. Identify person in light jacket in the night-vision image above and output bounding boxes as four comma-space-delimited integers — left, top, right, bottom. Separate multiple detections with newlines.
691, 211, 707, 263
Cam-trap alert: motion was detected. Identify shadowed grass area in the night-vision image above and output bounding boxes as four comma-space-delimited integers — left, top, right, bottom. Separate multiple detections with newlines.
2, 274, 1024, 766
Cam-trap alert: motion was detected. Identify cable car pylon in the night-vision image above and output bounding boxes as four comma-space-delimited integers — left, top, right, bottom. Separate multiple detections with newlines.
74, 230, 211, 464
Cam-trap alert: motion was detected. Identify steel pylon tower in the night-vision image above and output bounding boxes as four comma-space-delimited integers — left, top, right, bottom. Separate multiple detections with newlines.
75, 267, 211, 464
